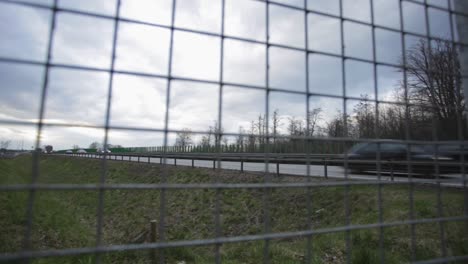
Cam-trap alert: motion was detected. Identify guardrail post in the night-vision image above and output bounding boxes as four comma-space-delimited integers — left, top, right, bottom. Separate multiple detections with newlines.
138, 156, 140, 163
148, 156, 150, 163
324, 159, 328, 178
241, 159, 244, 172
192, 159, 194, 168
213, 160, 216, 170
160, 157, 162, 164
175, 158, 177, 166
390, 161, 394, 181
276, 162, 279, 177
121, 155, 123, 161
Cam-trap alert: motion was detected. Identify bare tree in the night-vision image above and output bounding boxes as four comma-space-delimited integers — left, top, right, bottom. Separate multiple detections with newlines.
89, 142, 101, 149
404, 39, 465, 139
287, 117, 304, 136
255, 114, 267, 145
325, 111, 353, 138
306, 108, 322, 137
200, 135, 211, 147
209, 120, 223, 147
272, 109, 281, 143
0, 140, 11, 150
175, 128, 193, 148
247, 120, 256, 151
353, 95, 376, 138
236, 126, 246, 146
222, 137, 228, 146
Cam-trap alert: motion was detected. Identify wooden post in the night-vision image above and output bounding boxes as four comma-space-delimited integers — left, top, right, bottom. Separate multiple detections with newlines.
150, 220, 157, 264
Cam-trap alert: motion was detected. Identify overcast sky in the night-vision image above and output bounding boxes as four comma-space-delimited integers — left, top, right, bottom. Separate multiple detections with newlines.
0, 0, 460, 150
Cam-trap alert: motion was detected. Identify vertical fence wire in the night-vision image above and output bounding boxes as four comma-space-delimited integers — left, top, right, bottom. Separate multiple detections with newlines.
303, 0, 313, 263
214, 0, 226, 262
262, 2, 272, 263
398, 0, 417, 261
22, 2, 58, 264
94, 1, 122, 263
338, 0, 352, 263
368, 0, 385, 263
422, 0, 448, 259
159, 0, 178, 262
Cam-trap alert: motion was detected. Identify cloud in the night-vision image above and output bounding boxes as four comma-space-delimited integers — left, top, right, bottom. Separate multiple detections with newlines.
0, 2, 50, 61
0, 63, 43, 120
0, 0, 457, 149
172, 31, 220, 81
115, 22, 170, 75
52, 12, 114, 68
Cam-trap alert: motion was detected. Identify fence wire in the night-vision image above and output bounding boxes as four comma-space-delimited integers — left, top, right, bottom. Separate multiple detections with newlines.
0, 0, 468, 263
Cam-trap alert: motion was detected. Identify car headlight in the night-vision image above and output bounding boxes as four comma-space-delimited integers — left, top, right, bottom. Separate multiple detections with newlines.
431, 155, 453, 161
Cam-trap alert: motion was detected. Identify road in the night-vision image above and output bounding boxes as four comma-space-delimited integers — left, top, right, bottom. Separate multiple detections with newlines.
68, 153, 467, 188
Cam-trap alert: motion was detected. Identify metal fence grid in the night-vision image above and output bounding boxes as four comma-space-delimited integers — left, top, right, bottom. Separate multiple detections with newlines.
0, 0, 467, 263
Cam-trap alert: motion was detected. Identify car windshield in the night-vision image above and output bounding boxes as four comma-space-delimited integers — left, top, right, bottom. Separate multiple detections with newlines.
347, 143, 369, 153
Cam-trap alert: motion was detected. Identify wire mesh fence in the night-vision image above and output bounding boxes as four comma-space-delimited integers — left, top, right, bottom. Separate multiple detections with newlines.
0, 0, 468, 263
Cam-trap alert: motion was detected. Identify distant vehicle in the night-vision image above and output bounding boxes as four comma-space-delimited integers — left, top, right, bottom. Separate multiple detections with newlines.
77, 149, 87, 154
345, 142, 454, 175
65, 150, 73, 154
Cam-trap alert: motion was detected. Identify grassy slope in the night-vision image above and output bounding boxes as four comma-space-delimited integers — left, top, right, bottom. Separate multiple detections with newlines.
0, 155, 467, 263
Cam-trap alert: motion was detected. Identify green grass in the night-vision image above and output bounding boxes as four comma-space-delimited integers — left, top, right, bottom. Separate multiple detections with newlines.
0, 155, 467, 263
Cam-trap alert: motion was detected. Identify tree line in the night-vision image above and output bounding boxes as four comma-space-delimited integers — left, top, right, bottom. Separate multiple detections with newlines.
174, 39, 466, 153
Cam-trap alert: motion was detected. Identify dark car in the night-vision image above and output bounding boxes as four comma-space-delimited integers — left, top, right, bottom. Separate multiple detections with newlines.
344, 142, 454, 175
423, 142, 468, 161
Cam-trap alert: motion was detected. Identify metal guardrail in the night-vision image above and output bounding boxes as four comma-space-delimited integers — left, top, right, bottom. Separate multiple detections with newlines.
63, 152, 468, 179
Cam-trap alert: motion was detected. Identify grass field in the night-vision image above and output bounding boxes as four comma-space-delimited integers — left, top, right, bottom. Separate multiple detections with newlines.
1, 155, 467, 263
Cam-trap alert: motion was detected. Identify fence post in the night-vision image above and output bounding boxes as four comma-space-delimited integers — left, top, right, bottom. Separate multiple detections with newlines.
150, 220, 158, 264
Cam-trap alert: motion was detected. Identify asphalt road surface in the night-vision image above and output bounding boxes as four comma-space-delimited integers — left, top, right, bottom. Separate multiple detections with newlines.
81, 154, 467, 188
